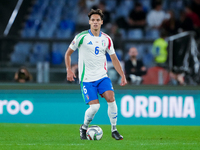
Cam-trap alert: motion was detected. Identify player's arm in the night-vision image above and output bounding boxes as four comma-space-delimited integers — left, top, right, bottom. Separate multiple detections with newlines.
65, 47, 76, 81
110, 54, 127, 86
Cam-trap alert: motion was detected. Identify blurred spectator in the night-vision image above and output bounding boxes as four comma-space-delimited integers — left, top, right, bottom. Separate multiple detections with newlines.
151, 0, 163, 9
147, 1, 169, 29
168, 65, 196, 86
125, 47, 147, 85
185, 5, 200, 29
115, 17, 128, 29
75, 0, 89, 25
178, 10, 194, 32
106, 23, 122, 40
86, 0, 100, 10
98, 1, 111, 28
169, 71, 185, 85
161, 10, 179, 36
128, 2, 146, 30
14, 67, 33, 83
116, 0, 122, 7
191, 0, 200, 19
152, 29, 168, 67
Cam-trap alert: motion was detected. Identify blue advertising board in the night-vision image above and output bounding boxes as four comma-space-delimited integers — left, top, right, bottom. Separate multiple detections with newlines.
0, 89, 199, 125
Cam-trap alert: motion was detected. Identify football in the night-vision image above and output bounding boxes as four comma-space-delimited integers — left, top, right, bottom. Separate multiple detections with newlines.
86, 125, 103, 140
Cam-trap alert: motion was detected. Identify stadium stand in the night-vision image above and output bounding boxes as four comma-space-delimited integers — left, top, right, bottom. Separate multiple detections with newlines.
0, 0, 199, 84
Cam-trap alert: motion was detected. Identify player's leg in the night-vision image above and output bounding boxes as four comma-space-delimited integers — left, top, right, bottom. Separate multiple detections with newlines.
102, 91, 123, 140
80, 100, 100, 140
102, 90, 116, 130
98, 77, 123, 140
83, 100, 100, 129
79, 82, 100, 140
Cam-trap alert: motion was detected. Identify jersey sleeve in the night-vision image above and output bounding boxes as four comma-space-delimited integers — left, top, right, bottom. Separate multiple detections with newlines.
106, 35, 115, 55
69, 35, 79, 51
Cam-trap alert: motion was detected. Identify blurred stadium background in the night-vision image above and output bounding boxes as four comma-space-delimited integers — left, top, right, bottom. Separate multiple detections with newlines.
0, 0, 200, 85
0, 0, 200, 149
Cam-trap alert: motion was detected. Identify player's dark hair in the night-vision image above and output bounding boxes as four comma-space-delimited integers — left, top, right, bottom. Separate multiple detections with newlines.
88, 9, 104, 20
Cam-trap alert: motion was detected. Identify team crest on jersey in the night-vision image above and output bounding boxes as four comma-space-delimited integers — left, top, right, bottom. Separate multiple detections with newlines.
71, 40, 75, 46
102, 40, 106, 47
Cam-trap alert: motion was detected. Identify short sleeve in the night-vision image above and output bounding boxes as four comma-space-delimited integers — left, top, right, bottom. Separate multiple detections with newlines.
69, 36, 78, 51
106, 36, 115, 55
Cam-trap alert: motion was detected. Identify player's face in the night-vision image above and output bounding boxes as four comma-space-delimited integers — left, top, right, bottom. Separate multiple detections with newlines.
89, 14, 103, 31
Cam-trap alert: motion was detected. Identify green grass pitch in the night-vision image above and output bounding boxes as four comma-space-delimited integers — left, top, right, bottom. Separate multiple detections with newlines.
0, 123, 199, 150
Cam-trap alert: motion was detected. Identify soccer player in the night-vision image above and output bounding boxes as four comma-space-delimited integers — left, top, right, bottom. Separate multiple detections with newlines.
65, 9, 127, 140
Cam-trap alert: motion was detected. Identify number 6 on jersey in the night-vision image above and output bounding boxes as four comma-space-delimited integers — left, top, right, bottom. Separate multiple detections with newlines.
95, 46, 99, 55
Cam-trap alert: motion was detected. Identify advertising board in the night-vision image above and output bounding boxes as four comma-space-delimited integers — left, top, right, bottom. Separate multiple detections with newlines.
0, 89, 199, 125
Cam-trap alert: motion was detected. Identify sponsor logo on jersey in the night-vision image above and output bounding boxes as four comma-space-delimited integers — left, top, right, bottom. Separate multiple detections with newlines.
87, 41, 93, 45
102, 40, 106, 47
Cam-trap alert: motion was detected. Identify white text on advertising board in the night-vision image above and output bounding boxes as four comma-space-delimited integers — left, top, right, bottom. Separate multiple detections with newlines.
121, 95, 195, 118
0, 100, 33, 115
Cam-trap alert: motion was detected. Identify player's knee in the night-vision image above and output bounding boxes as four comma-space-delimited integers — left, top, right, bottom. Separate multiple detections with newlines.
90, 103, 100, 113
106, 97, 115, 103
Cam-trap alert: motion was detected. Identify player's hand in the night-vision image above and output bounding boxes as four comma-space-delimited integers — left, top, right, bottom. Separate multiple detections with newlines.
67, 69, 76, 81
120, 75, 127, 86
